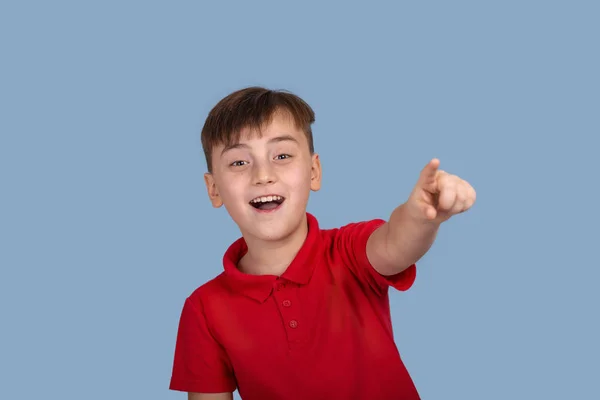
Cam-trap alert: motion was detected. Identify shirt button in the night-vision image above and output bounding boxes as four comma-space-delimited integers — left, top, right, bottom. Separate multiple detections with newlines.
282, 300, 291, 307
289, 320, 298, 328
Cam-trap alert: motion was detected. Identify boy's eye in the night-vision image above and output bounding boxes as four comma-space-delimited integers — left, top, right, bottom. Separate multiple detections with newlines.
230, 160, 248, 167
275, 154, 291, 160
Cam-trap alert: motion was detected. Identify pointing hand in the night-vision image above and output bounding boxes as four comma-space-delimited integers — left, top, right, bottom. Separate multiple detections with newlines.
407, 159, 476, 223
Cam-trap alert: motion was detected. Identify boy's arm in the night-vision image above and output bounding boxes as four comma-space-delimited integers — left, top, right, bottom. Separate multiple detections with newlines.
170, 297, 237, 394
367, 158, 476, 276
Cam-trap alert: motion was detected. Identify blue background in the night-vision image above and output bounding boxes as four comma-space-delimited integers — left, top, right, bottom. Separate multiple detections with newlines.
2, 1, 598, 399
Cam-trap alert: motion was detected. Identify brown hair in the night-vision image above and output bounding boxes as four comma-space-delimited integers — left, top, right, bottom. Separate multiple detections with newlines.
201, 86, 315, 172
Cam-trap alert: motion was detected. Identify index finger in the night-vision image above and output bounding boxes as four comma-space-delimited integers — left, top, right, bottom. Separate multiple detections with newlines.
419, 158, 440, 185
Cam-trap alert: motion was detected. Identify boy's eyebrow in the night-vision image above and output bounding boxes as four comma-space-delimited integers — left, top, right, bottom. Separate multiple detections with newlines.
221, 134, 299, 155
268, 134, 298, 145
221, 142, 250, 155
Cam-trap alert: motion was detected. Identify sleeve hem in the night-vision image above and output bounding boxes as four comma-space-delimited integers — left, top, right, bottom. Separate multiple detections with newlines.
375, 264, 417, 291
169, 378, 236, 393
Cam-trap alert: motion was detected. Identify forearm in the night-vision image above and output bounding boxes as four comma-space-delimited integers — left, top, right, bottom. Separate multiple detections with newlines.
381, 202, 441, 275
367, 159, 475, 276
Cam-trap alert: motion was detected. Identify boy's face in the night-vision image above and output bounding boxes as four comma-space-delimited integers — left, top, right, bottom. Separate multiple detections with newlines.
204, 111, 322, 243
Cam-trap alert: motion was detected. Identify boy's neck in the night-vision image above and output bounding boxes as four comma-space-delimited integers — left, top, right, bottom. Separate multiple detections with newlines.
238, 216, 309, 277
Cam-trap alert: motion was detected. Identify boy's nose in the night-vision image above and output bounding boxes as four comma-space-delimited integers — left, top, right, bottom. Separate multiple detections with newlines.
252, 163, 277, 185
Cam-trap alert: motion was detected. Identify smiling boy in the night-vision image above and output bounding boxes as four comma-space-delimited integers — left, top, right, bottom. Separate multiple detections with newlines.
169, 87, 476, 400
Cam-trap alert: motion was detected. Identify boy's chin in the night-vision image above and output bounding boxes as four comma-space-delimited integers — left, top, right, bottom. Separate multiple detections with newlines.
239, 214, 305, 242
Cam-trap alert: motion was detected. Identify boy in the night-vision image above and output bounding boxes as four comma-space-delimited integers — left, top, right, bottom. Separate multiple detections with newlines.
169, 87, 476, 400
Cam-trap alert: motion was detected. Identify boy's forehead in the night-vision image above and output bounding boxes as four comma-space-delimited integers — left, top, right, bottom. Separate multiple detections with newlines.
221, 115, 302, 147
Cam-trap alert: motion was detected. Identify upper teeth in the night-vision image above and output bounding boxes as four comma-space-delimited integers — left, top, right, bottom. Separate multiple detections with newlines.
251, 195, 283, 203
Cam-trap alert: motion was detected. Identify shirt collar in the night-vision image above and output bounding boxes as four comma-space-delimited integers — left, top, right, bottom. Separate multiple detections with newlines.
222, 212, 321, 302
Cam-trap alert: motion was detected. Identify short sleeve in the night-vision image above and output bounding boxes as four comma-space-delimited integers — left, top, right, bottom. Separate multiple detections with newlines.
169, 297, 236, 393
334, 219, 417, 296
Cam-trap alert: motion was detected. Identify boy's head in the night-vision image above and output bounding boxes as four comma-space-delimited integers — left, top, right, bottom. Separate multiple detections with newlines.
201, 87, 322, 242
201, 87, 316, 173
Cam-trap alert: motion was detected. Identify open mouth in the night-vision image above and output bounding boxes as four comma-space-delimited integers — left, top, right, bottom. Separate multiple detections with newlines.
249, 195, 285, 211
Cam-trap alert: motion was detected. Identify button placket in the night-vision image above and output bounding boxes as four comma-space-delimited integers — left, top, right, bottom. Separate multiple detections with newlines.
273, 281, 303, 344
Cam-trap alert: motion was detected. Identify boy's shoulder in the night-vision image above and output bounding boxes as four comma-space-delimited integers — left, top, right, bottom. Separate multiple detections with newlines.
184, 271, 230, 305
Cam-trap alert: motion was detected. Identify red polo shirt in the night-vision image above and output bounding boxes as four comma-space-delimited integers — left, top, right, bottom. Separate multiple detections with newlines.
169, 213, 419, 399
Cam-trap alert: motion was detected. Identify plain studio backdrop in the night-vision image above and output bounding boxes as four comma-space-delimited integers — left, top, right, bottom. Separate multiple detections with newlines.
1, 1, 598, 399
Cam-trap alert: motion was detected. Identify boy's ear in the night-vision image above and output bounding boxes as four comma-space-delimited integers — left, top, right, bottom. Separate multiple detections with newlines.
310, 153, 322, 191
204, 173, 223, 208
